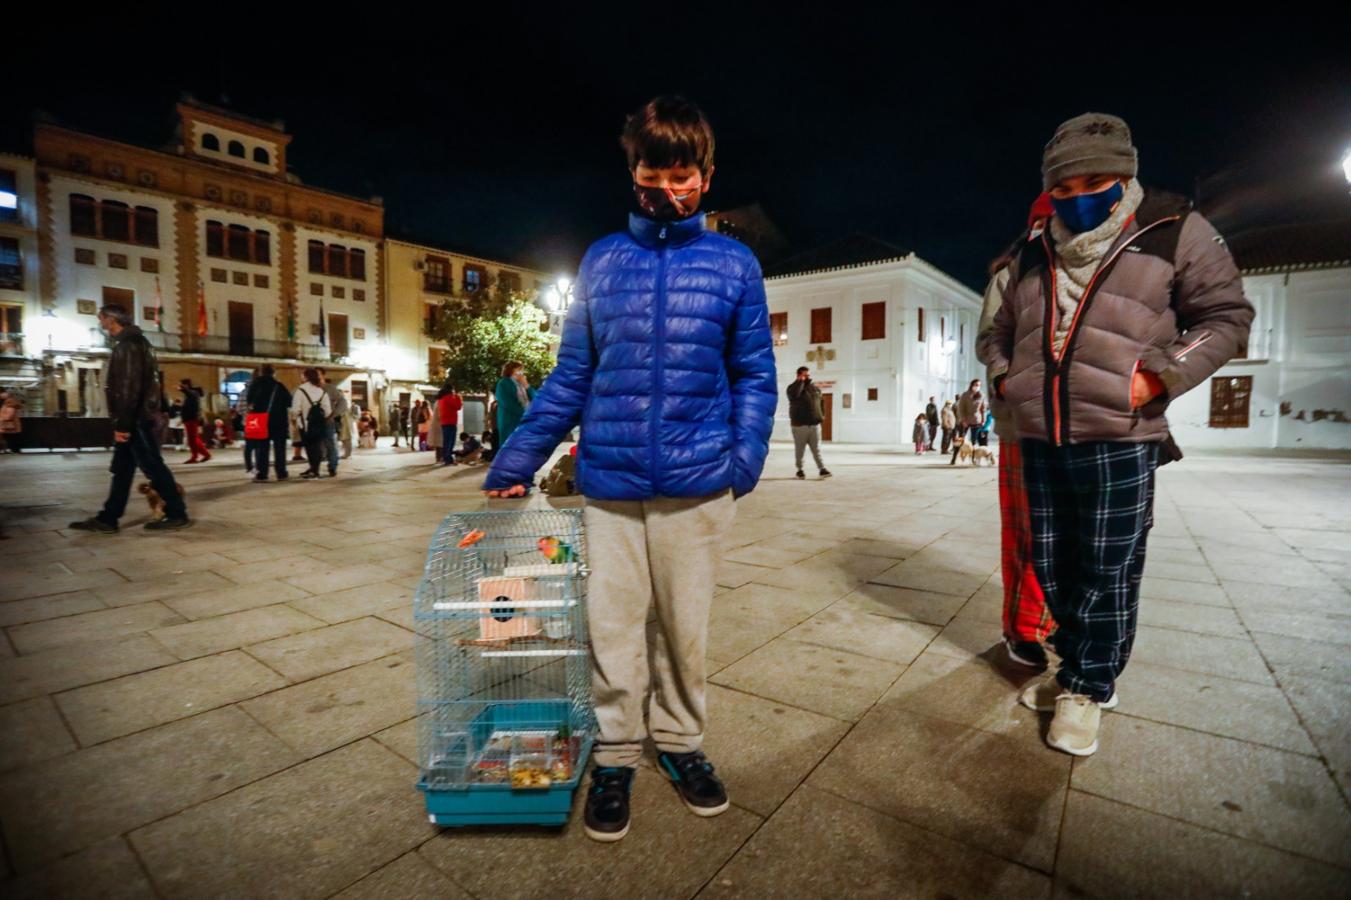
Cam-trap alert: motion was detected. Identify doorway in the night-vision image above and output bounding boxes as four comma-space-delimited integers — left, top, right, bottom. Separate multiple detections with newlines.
228, 302, 254, 357
328, 313, 349, 358
822, 392, 833, 441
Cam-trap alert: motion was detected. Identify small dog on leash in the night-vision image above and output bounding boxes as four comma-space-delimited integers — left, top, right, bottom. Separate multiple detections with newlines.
139, 481, 186, 520
971, 446, 996, 467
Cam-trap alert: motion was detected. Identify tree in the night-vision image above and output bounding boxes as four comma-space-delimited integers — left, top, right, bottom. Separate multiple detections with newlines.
424, 275, 554, 396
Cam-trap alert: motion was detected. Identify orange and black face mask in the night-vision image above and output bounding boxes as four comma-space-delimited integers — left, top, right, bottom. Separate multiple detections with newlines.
633, 182, 703, 221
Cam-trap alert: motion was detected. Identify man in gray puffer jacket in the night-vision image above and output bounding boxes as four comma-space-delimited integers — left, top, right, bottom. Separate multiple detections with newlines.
977, 113, 1252, 758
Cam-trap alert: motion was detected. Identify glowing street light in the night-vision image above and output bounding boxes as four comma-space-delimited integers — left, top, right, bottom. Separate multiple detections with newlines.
1342, 149, 1351, 187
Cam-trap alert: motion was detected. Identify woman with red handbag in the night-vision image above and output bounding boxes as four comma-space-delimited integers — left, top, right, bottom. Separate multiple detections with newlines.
244, 365, 292, 482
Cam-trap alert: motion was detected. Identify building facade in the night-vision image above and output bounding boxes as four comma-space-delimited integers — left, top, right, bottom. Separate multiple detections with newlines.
1, 154, 41, 391
28, 99, 387, 417
382, 238, 549, 428
764, 246, 982, 444
1164, 239, 1351, 450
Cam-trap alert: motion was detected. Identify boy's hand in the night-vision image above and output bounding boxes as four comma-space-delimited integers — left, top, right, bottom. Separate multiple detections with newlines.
1131, 369, 1166, 409
483, 484, 528, 498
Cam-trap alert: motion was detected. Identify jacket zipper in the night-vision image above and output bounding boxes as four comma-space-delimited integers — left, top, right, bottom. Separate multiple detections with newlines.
650, 229, 668, 492
1042, 215, 1182, 446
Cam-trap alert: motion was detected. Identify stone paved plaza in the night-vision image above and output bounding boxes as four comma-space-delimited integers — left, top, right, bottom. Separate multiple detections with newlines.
1, 440, 1349, 898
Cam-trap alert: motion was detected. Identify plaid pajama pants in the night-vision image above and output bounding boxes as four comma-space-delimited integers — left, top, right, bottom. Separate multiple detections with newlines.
998, 442, 1053, 644
1022, 440, 1157, 702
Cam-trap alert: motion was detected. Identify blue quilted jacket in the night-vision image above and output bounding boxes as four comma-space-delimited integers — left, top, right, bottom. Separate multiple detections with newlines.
483, 212, 778, 501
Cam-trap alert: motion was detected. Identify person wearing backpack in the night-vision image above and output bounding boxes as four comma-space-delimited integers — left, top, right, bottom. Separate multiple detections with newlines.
245, 364, 293, 482
291, 367, 333, 480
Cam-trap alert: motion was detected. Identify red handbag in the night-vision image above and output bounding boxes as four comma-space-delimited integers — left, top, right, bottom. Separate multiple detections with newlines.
244, 384, 279, 440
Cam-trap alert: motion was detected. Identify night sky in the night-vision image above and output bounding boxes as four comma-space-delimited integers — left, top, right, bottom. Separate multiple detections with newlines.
7, 8, 1349, 289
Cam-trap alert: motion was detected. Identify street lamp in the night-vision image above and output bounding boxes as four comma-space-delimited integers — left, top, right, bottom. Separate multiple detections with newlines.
1342, 149, 1351, 187
546, 276, 575, 314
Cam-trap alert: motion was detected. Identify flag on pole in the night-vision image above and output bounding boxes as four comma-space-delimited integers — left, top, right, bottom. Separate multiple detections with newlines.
318, 296, 326, 347
153, 275, 164, 332
197, 280, 208, 336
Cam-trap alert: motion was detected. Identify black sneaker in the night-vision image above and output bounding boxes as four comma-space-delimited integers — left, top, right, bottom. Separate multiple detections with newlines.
69, 517, 117, 534
819, 469, 832, 479
795, 469, 805, 479
583, 766, 635, 842
301, 471, 319, 479
144, 517, 192, 532
253, 474, 269, 483
657, 750, 729, 817
1004, 637, 1048, 669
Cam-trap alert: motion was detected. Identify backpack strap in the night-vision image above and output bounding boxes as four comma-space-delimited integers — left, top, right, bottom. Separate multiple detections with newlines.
1128, 188, 1194, 265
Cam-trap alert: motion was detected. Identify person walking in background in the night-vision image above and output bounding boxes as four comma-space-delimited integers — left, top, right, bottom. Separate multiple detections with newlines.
939, 400, 957, 454
317, 369, 345, 477
69, 304, 190, 532
979, 112, 1253, 757
358, 409, 378, 449
912, 414, 928, 455
925, 396, 939, 452
241, 368, 259, 473
291, 368, 332, 480
786, 366, 831, 480
340, 394, 355, 459
495, 361, 536, 448
414, 399, 431, 450
174, 378, 211, 464
0, 390, 23, 453
951, 379, 986, 464
245, 364, 292, 483
427, 397, 443, 462
436, 381, 464, 466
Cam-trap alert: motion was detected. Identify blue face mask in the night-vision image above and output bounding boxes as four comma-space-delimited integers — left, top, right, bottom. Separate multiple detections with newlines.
1052, 181, 1124, 233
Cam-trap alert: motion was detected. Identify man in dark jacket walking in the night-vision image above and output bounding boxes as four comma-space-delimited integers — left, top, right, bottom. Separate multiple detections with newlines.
925, 396, 939, 451
70, 305, 190, 532
786, 367, 831, 479
246, 364, 292, 482
979, 112, 1252, 757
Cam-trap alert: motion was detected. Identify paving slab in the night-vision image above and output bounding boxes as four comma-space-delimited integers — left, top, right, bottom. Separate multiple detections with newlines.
1280, 675, 1351, 792
288, 580, 417, 624
1055, 790, 1351, 900
781, 605, 939, 665
161, 578, 313, 620
417, 765, 761, 900
1251, 631, 1350, 685
130, 740, 432, 900
711, 636, 904, 722
282, 562, 403, 596
241, 654, 415, 756
834, 581, 968, 626
245, 617, 413, 681
807, 705, 1069, 871
702, 783, 1050, 899
150, 603, 325, 659
2, 837, 156, 900
0, 697, 77, 773
0, 591, 105, 627
334, 851, 469, 899
56, 650, 288, 745
0, 706, 299, 871
7, 601, 185, 655
1138, 576, 1232, 607
1072, 715, 1351, 867
0, 635, 178, 704
1129, 625, 1275, 685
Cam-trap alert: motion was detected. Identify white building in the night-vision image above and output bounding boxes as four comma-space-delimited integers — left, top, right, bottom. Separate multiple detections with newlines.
1165, 220, 1351, 450
763, 236, 983, 444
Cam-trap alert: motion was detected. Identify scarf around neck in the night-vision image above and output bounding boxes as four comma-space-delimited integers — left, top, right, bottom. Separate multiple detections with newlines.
1048, 179, 1144, 355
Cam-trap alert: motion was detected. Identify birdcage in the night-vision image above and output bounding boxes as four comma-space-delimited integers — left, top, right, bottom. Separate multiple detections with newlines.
415, 506, 595, 827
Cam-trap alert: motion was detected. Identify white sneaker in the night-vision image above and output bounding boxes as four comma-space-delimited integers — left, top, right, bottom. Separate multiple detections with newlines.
1047, 692, 1101, 756
1019, 674, 1118, 712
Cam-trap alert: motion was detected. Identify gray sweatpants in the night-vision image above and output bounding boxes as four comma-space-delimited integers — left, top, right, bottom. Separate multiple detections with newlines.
792, 425, 824, 470
583, 489, 736, 768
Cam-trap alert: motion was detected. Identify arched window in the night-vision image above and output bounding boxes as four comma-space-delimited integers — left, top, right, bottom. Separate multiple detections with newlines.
227, 140, 245, 158
349, 248, 366, 280
70, 194, 97, 236
308, 240, 325, 273
206, 221, 224, 257
252, 147, 270, 165
201, 133, 220, 152
227, 224, 251, 260
255, 230, 271, 265
101, 201, 130, 242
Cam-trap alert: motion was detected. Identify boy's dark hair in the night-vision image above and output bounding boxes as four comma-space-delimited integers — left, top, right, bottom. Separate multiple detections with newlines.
796, 366, 810, 375
460, 432, 471, 440
620, 95, 715, 175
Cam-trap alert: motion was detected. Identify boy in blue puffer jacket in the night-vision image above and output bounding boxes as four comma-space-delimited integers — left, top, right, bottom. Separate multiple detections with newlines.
483, 95, 777, 842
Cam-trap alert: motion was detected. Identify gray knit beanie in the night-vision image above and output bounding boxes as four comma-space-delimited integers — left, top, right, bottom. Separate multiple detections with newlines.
1041, 112, 1138, 190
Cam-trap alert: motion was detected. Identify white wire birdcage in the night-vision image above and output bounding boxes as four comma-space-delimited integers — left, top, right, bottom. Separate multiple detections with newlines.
415, 506, 595, 826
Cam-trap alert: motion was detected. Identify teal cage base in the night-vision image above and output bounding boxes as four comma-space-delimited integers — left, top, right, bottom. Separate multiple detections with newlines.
418, 701, 594, 828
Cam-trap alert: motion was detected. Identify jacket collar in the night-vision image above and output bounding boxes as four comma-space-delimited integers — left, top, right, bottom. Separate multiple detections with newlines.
114, 324, 144, 342
627, 212, 707, 249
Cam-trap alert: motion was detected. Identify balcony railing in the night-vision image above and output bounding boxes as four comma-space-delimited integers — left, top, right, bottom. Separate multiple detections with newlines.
143, 332, 352, 364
